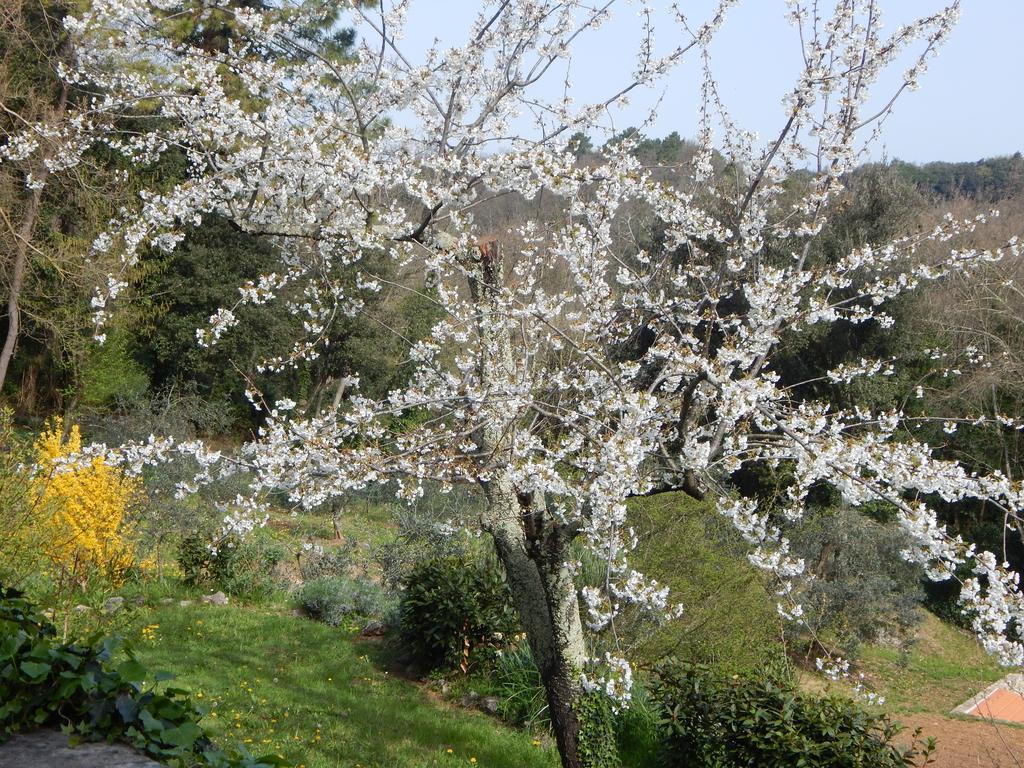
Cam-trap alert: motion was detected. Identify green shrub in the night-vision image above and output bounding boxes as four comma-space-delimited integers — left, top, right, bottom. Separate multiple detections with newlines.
78, 328, 150, 409
399, 554, 519, 672
374, 502, 473, 589
577, 690, 619, 768
789, 507, 924, 654
177, 532, 217, 584
649, 661, 934, 768
0, 586, 283, 767
296, 576, 392, 626
489, 645, 548, 728
614, 680, 660, 767
177, 532, 286, 598
297, 543, 353, 581
0, 411, 47, 589
922, 573, 971, 629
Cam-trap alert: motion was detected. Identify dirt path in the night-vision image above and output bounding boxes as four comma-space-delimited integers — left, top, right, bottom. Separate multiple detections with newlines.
896, 714, 1024, 768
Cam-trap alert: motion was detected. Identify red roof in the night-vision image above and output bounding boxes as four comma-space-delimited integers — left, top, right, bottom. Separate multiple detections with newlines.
968, 687, 1024, 723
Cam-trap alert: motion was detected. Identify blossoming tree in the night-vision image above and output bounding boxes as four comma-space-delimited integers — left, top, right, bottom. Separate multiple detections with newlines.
11, 0, 1024, 765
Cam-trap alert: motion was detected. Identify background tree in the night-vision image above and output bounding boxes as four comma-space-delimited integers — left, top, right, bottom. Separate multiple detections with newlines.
0, 0, 167, 416
913, 196, 1024, 558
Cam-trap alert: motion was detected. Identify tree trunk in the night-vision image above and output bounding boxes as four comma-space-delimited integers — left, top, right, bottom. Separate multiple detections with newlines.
14, 356, 39, 417
330, 374, 349, 410
0, 181, 43, 394
0, 80, 68, 396
469, 237, 591, 767
483, 481, 588, 768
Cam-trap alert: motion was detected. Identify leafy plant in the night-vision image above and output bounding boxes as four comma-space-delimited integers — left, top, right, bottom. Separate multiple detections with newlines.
788, 507, 924, 655
489, 645, 549, 729
649, 661, 935, 768
0, 585, 285, 767
399, 554, 519, 672
177, 532, 286, 598
296, 575, 392, 626
612, 679, 660, 767
0, 409, 49, 588
373, 491, 477, 589
297, 542, 354, 581
576, 690, 619, 768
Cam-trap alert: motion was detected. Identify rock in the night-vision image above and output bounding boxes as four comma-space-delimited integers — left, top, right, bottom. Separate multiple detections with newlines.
72, 604, 92, 614
200, 591, 229, 606
131, 596, 146, 606
178, 600, 193, 608
481, 697, 500, 714
359, 620, 385, 637
0, 729, 160, 767
459, 691, 480, 708
102, 597, 124, 615
159, 598, 175, 605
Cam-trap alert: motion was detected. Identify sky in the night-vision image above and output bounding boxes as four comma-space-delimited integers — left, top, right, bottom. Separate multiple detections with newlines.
391, 1, 1023, 163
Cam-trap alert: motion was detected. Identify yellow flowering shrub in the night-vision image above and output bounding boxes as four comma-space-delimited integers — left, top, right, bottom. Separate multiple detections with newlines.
33, 418, 139, 585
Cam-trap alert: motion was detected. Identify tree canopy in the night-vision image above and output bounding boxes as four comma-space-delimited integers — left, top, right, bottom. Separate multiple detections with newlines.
3, 3, 1023, 767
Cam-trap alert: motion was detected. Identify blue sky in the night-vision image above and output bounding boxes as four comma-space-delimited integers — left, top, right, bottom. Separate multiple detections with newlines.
393, 1, 1022, 162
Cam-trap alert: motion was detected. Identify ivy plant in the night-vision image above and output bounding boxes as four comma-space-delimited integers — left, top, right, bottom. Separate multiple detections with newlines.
0, 586, 285, 767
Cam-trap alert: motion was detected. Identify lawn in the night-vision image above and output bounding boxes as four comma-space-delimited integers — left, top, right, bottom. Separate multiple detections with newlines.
855, 611, 1006, 715
45, 489, 1017, 768
625, 492, 782, 674
124, 602, 558, 768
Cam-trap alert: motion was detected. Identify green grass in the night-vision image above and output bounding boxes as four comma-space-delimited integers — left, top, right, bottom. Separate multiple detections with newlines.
624, 492, 783, 674
854, 612, 1006, 715
124, 603, 558, 768
265, 498, 402, 558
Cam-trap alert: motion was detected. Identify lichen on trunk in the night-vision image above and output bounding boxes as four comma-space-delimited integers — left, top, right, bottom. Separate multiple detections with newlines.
482, 480, 591, 767
470, 237, 597, 767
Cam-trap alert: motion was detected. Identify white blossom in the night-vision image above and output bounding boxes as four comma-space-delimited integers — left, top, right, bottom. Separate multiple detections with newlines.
32, 0, 1022, 709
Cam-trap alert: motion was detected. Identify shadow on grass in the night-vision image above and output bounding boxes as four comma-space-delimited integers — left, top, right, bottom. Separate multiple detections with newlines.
131, 604, 558, 768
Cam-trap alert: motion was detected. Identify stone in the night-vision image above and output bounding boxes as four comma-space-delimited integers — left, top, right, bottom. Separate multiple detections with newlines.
178, 600, 193, 608
131, 596, 146, 606
159, 598, 175, 605
459, 691, 480, 708
0, 730, 160, 767
72, 604, 92, 614
200, 591, 229, 606
101, 597, 124, 614
481, 697, 500, 714
359, 620, 385, 637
